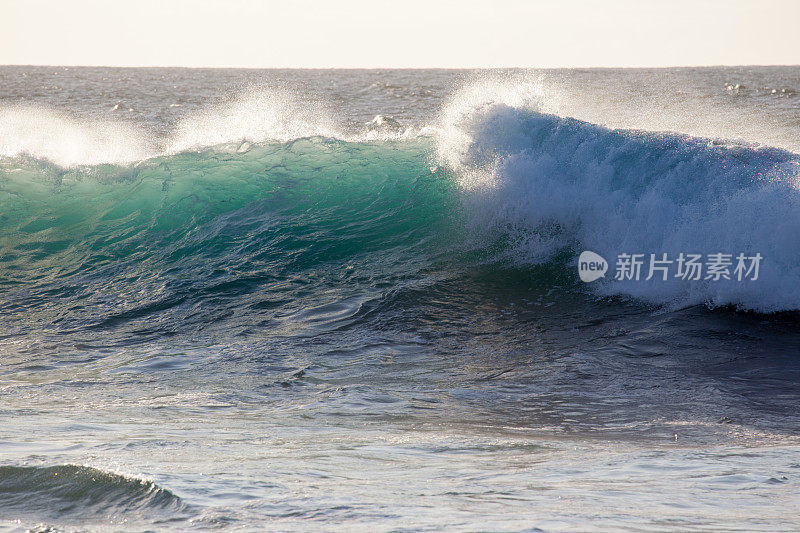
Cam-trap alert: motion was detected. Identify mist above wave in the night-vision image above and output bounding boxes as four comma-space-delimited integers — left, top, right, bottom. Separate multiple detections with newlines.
0, 88, 426, 167
0, 105, 156, 166
3, 71, 800, 167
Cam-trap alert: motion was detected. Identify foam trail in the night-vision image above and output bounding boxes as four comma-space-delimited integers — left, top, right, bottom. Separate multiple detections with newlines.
438, 79, 800, 312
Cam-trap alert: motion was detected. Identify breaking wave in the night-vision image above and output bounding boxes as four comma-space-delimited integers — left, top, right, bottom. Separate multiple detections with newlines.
1, 81, 800, 313
437, 79, 800, 311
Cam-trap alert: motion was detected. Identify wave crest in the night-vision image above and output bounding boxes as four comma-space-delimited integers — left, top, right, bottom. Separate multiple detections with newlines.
0, 88, 426, 167
0, 464, 185, 521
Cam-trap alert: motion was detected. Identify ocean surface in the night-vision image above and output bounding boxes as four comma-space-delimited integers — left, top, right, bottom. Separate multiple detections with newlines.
1, 66, 800, 531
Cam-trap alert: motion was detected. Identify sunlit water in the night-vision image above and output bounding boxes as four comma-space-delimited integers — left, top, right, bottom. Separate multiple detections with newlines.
1, 67, 800, 531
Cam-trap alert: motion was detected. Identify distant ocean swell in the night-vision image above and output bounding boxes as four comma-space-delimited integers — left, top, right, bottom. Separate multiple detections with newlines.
2, 82, 800, 316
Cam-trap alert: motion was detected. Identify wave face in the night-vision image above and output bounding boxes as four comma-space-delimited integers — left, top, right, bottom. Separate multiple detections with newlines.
2, 81, 800, 317
0, 464, 185, 522
0, 137, 457, 338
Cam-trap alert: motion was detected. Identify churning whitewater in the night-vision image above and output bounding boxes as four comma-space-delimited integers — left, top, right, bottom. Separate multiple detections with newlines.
2, 78, 800, 313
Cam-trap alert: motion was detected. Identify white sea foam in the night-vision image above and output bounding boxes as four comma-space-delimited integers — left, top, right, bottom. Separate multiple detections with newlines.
437, 77, 800, 312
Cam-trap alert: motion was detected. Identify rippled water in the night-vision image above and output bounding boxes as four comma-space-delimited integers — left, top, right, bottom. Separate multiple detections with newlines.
1, 66, 800, 531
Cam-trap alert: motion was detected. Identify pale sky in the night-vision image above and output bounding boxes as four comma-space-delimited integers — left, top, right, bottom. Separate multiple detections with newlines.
1, 0, 798, 68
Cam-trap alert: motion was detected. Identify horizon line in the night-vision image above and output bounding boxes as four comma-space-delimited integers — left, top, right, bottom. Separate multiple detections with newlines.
3, 63, 800, 70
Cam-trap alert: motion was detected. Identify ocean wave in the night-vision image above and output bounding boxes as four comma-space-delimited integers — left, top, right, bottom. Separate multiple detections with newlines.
2, 83, 800, 313
0, 464, 185, 521
0, 138, 455, 336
